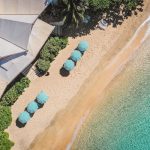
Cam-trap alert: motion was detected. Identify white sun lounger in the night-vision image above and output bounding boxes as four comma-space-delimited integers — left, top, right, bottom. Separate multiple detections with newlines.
97, 19, 108, 30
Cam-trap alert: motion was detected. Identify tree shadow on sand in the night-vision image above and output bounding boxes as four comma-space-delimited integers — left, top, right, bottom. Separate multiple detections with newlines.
105, 0, 144, 27
62, 0, 144, 37
40, 0, 144, 38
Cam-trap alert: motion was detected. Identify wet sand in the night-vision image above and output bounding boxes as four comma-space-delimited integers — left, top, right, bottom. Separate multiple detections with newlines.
29, 3, 150, 150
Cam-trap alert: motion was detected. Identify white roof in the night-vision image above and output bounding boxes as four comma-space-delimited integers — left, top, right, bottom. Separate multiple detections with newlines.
0, 0, 46, 15
0, 0, 48, 49
0, 0, 50, 49
0, 1, 55, 97
0, 15, 38, 24
0, 19, 54, 96
0, 38, 26, 58
0, 18, 32, 49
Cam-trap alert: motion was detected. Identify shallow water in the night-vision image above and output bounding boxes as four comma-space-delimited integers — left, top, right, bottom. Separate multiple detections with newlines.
72, 33, 150, 149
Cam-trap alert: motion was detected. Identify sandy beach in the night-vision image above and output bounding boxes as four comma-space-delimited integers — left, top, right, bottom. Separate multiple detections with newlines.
30, 18, 150, 150
7, 1, 150, 150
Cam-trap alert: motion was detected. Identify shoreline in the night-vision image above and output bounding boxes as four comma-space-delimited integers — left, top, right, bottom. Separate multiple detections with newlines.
66, 109, 90, 150
71, 35, 150, 150
29, 4, 150, 150
71, 27, 150, 149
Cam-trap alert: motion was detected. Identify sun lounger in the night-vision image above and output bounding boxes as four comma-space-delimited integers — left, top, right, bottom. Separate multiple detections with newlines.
97, 19, 108, 30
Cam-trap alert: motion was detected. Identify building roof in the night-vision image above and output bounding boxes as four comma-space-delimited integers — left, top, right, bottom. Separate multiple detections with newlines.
0, 18, 33, 49
0, 0, 46, 15
0, 1, 55, 97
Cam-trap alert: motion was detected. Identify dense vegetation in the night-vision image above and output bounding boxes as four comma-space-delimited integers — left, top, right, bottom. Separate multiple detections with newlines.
48, 0, 143, 28
0, 77, 30, 106
36, 36, 68, 74
0, 76, 30, 149
0, 106, 12, 131
0, 132, 14, 150
89, 0, 143, 11
60, 0, 89, 26
89, 0, 112, 10
0, 106, 13, 149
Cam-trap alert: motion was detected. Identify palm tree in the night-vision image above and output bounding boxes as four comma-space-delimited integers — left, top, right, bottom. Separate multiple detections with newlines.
60, 0, 89, 27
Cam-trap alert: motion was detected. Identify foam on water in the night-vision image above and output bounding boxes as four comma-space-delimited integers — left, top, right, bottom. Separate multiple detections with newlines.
66, 110, 90, 150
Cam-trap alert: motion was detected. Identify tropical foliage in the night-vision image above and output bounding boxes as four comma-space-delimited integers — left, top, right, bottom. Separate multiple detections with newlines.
89, 0, 111, 10
40, 47, 51, 61
36, 59, 50, 74
59, 0, 89, 26
123, 0, 142, 11
0, 105, 13, 150
89, 0, 142, 11
0, 106, 12, 131
47, 36, 68, 50
48, 0, 143, 28
36, 36, 68, 74
0, 77, 30, 106
0, 76, 30, 149
0, 132, 14, 150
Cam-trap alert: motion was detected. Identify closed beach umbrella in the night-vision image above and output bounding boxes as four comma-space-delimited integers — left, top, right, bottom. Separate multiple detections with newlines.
77, 41, 89, 52
27, 101, 38, 114
63, 60, 75, 71
18, 111, 30, 124
71, 50, 82, 62
36, 91, 49, 105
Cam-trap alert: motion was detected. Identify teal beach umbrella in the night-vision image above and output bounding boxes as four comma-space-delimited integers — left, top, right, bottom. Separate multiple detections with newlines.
77, 41, 89, 52
36, 91, 49, 105
71, 50, 82, 62
63, 60, 75, 71
18, 111, 31, 124
27, 101, 38, 114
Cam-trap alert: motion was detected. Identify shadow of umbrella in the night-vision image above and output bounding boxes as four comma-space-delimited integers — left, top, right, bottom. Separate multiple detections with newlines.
59, 67, 70, 77
16, 118, 26, 128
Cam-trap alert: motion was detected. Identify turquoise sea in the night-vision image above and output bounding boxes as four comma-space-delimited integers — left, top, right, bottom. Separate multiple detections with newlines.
72, 33, 150, 149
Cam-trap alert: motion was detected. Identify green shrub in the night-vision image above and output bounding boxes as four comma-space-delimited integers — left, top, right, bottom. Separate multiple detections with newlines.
36, 36, 68, 74
88, 0, 141, 11
19, 77, 30, 89
1, 87, 19, 106
1, 77, 30, 106
47, 37, 68, 60
15, 77, 30, 95
36, 59, 50, 74
49, 53, 56, 62
0, 132, 14, 150
49, 47, 59, 57
15, 82, 24, 95
0, 106, 12, 131
89, 0, 111, 10
47, 37, 68, 50
58, 37, 68, 49
47, 41, 60, 52
125, 0, 138, 10
40, 47, 51, 61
